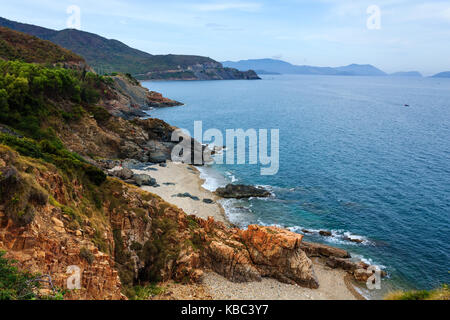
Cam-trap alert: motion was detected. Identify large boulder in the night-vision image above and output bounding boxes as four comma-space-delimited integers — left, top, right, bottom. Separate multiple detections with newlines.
113, 168, 134, 180
215, 184, 271, 199
196, 219, 319, 288
240, 225, 319, 288
132, 174, 157, 187
148, 151, 168, 163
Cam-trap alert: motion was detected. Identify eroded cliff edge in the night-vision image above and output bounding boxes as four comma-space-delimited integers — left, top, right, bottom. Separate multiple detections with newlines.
0, 26, 378, 300
0, 146, 320, 299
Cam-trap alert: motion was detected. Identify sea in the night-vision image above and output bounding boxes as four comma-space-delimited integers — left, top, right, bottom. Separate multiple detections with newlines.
142, 74, 450, 299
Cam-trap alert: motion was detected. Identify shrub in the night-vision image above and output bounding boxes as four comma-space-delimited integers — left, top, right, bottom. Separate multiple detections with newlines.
0, 132, 106, 186
125, 284, 165, 300
0, 251, 65, 300
385, 285, 449, 300
84, 165, 107, 186
0, 251, 35, 300
88, 105, 111, 124
79, 248, 94, 265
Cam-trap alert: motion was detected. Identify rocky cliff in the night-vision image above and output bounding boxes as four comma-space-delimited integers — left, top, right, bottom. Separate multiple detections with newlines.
0, 27, 377, 300
108, 74, 183, 119
136, 62, 260, 81
0, 146, 319, 299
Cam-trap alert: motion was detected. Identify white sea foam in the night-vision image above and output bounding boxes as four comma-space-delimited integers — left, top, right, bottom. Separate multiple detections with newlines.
196, 165, 229, 192
220, 198, 255, 228
287, 226, 374, 246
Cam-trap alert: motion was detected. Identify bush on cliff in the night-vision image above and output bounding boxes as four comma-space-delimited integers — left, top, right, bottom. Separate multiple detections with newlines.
0, 251, 65, 300
0, 60, 113, 135
0, 133, 106, 186
0, 251, 36, 300
385, 285, 449, 300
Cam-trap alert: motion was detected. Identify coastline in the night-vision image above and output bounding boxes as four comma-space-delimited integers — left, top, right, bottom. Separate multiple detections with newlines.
133, 161, 362, 300
133, 162, 229, 226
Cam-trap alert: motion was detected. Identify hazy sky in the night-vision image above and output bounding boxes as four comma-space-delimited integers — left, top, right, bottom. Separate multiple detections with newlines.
2, 0, 450, 75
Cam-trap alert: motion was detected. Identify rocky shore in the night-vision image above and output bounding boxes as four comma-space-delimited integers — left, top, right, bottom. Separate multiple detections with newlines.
104, 74, 183, 120
0, 30, 380, 300
107, 159, 384, 299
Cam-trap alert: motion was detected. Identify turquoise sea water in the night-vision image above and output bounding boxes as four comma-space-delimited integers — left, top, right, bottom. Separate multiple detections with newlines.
142, 75, 450, 297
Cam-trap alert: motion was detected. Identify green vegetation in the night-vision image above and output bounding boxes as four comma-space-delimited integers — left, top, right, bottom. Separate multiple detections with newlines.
135, 71, 196, 81
0, 133, 106, 186
0, 60, 111, 135
385, 285, 449, 300
139, 216, 180, 283
124, 284, 165, 300
0, 251, 64, 300
0, 26, 83, 64
0, 60, 112, 185
0, 18, 218, 76
0, 251, 35, 300
0, 164, 48, 226
79, 248, 94, 265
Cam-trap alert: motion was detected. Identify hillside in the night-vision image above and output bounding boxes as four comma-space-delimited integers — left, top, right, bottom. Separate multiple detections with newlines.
223, 58, 387, 76
0, 27, 84, 65
0, 17, 259, 80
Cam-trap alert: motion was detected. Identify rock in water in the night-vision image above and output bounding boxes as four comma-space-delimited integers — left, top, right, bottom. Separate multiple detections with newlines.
319, 230, 332, 237
299, 241, 351, 259
215, 184, 271, 199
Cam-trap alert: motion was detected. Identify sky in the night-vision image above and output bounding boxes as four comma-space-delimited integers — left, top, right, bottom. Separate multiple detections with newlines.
1, 0, 450, 75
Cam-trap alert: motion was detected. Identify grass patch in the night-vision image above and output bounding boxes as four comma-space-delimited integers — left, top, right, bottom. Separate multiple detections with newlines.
385, 285, 449, 300
124, 284, 165, 300
0, 251, 64, 300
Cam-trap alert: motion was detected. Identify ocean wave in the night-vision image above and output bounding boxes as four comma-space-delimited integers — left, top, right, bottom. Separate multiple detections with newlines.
220, 198, 255, 228
225, 171, 238, 183
196, 166, 229, 192
351, 254, 387, 271
286, 226, 374, 246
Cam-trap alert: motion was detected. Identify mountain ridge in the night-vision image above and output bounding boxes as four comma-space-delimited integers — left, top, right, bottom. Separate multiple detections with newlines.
0, 17, 259, 81
222, 58, 410, 77
224, 59, 449, 78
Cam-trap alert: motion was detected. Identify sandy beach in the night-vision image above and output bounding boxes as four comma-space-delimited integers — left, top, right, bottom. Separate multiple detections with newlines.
133, 161, 360, 300
133, 162, 229, 225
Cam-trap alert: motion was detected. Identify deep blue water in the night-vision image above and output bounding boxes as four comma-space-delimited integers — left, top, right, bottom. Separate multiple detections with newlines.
142, 75, 450, 296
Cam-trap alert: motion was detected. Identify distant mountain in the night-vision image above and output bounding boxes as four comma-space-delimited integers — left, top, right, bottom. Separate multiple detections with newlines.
334, 64, 387, 76
0, 17, 259, 80
223, 59, 300, 74
390, 71, 423, 77
223, 59, 387, 76
431, 71, 450, 78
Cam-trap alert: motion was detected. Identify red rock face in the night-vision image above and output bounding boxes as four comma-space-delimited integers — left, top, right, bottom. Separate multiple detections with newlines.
0, 207, 124, 300
0, 147, 321, 300
147, 91, 183, 108
195, 219, 319, 289
239, 226, 319, 288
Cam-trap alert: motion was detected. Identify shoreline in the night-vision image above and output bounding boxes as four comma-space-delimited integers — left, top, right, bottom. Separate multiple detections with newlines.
133, 161, 363, 300
133, 162, 229, 226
